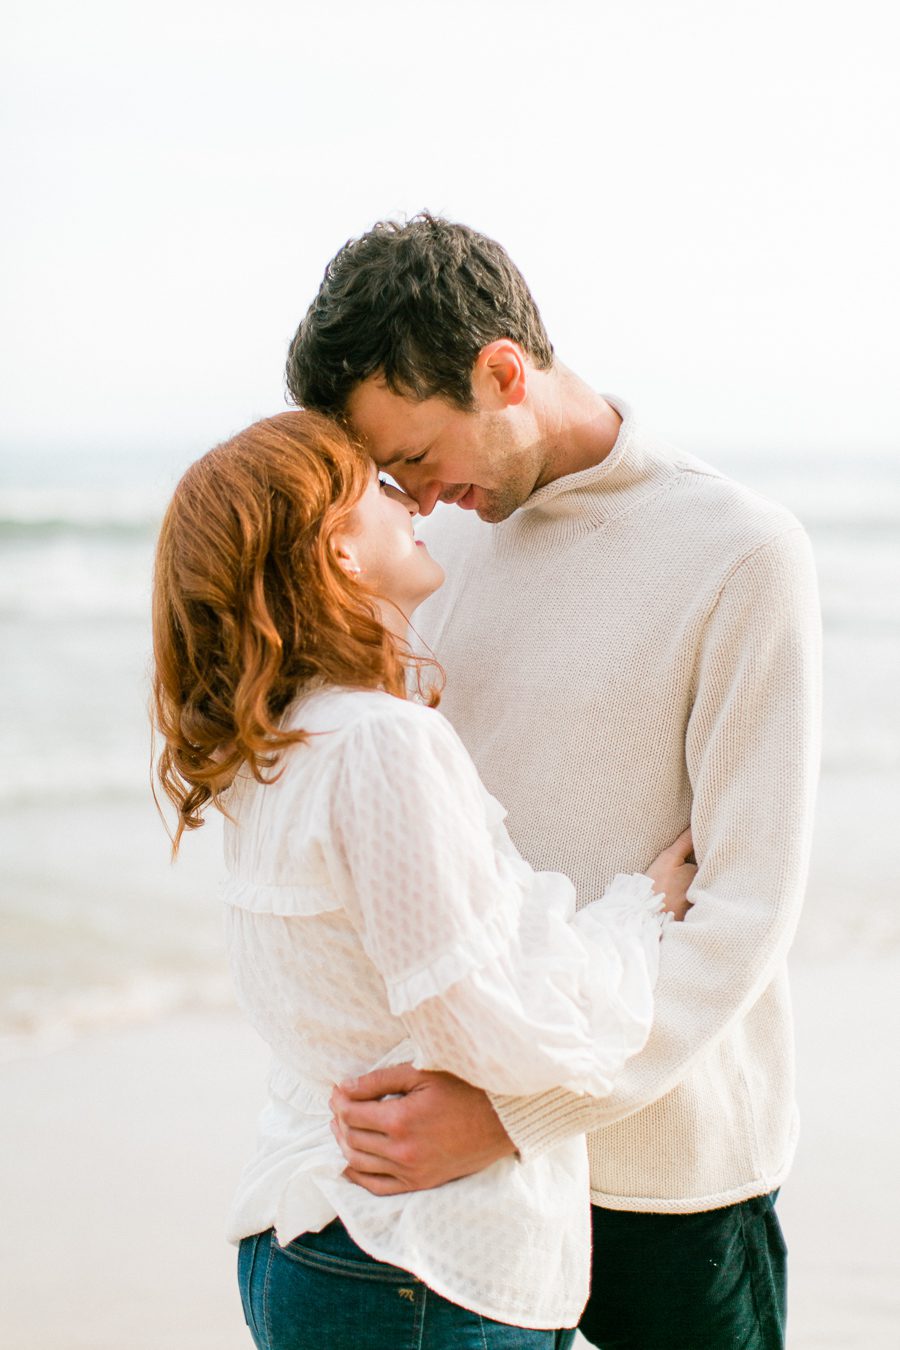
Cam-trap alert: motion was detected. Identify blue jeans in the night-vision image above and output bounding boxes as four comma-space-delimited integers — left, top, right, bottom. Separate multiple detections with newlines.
237, 1220, 577, 1350
580, 1191, 787, 1349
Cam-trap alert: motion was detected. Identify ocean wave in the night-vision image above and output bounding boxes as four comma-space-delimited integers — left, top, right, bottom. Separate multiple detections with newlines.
807, 516, 900, 537
719, 459, 900, 525
0, 758, 152, 810
0, 487, 165, 535
0, 782, 152, 810
0, 588, 151, 622
0, 517, 157, 542
821, 746, 900, 773
0, 531, 155, 619
0, 971, 235, 1062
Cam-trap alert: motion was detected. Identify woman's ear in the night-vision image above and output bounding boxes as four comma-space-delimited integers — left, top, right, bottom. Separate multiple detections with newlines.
332, 541, 362, 578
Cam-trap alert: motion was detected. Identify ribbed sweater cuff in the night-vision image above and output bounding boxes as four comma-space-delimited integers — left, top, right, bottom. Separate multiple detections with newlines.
489, 1088, 597, 1162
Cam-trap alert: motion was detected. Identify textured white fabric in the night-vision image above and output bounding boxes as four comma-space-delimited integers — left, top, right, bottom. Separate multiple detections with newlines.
222, 686, 668, 1328
415, 395, 822, 1213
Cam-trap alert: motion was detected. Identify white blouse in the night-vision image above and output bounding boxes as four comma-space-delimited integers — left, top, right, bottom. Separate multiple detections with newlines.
222, 686, 667, 1330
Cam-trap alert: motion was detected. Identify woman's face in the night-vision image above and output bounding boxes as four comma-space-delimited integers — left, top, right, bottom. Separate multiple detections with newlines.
335, 466, 445, 617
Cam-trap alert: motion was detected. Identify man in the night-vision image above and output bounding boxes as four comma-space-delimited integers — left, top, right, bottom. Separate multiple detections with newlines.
285, 214, 821, 1349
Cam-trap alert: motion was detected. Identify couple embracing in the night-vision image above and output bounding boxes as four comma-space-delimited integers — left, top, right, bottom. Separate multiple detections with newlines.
152, 215, 821, 1349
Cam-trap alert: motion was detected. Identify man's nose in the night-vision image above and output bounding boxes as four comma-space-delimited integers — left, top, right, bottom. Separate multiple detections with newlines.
411, 481, 443, 517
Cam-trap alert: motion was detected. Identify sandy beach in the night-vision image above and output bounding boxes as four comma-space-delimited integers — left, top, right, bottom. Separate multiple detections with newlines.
2, 953, 898, 1350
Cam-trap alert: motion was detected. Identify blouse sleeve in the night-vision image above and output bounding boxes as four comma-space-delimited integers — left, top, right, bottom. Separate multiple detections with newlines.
323, 704, 668, 1098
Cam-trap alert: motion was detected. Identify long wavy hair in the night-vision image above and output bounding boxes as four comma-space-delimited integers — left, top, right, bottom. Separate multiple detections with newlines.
151, 410, 440, 852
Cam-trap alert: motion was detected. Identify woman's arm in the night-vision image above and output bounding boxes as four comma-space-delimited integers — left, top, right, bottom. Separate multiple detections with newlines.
323, 705, 681, 1099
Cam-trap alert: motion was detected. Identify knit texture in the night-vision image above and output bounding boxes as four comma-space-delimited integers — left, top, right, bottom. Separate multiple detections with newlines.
415, 397, 822, 1212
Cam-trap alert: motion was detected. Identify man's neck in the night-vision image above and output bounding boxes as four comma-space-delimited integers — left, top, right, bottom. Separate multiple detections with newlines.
532, 365, 622, 490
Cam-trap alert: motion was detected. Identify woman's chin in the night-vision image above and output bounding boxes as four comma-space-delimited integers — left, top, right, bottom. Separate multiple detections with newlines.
406, 564, 445, 617
422, 560, 446, 601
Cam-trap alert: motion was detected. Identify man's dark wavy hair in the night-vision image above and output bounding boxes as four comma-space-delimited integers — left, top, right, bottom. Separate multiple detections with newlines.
285, 214, 554, 415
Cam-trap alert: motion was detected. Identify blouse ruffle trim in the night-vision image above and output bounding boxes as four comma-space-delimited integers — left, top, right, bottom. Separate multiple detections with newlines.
268, 1060, 332, 1113
384, 898, 520, 1017
220, 875, 342, 917
585, 873, 671, 927
478, 785, 509, 830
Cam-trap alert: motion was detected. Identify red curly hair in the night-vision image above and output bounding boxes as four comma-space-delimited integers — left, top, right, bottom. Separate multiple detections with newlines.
152, 410, 440, 851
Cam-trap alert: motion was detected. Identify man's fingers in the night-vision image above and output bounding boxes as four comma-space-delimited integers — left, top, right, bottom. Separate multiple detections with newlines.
342, 1124, 396, 1156
672, 827, 693, 856
330, 1089, 397, 1135
330, 1119, 386, 1172
342, 1166, 412, 1197
667, 827, 694, 861
330, 1118, 398, 1163
336, 1062, 423, 1100
338, 1146, 390, 1175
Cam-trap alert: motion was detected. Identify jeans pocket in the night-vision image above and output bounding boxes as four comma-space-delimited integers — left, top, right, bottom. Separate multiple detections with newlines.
277, 1233, 417, 1285
263, 1231, 425, 1350
237, 1231, 269, 1344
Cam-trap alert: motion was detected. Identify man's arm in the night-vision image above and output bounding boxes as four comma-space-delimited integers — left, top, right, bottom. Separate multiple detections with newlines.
491, 524, 821, 1155
332, 525, 822, 1189
330, 1067, 514, 1195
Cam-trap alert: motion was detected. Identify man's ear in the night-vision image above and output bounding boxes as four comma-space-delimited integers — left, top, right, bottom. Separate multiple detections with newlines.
472, 340, 528, 409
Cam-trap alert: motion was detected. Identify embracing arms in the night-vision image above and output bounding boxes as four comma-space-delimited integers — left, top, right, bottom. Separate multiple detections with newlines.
330, 831, 696, 1193
331, 525, 822, 1191
320, 703, 694, 1188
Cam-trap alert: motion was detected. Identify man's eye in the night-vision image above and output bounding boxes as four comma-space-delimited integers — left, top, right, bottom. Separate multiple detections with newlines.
405, 452, 427, 465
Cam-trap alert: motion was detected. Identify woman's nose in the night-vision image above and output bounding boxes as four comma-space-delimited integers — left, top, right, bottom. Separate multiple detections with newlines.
383, 482, 419, 514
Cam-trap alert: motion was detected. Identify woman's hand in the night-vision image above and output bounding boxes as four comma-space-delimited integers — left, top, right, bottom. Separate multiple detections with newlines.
646, 827, 697, 921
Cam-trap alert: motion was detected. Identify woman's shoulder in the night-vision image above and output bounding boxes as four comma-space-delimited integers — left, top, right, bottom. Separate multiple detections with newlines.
227, 688, 454, 825
282, 685, 452, 750
278, 685, 509, 847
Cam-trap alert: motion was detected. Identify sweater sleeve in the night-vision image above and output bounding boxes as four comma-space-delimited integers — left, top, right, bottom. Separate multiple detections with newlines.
322, 705, 668, 1097
489, 524, 822, 1158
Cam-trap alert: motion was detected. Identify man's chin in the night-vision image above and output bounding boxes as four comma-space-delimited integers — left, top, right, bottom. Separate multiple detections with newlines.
454, 483, 524, 524
473, 496, 520, 525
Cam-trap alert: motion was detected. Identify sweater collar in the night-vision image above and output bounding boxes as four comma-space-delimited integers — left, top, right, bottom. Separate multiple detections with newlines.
512, 395, 676, 530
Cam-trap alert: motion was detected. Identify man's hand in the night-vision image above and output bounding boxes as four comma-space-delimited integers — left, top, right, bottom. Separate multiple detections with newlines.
646, 827, 697, 921
329, 1064, 515, 1195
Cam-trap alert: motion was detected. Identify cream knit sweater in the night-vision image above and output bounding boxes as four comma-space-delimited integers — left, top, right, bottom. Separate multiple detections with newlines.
415, 397, 822, 1213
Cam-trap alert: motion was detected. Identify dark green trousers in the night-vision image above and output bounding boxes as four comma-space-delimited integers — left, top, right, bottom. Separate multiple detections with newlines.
580, 1191, 786, 1349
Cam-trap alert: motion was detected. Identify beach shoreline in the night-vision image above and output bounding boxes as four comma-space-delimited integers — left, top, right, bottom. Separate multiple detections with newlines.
2, 953, 898, 1350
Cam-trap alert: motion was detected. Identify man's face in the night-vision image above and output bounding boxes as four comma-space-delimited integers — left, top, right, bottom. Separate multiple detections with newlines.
344, 376, 542, 523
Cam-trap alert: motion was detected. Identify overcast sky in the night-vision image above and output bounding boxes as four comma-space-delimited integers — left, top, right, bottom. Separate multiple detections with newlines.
2, 0, 898, 463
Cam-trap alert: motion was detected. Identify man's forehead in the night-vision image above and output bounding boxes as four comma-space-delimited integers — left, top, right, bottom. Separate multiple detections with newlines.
346, 375, 404, 421
345, 379, 431, 465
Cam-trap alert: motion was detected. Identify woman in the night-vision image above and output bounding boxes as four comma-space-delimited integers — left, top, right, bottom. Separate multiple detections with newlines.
152, 411, 695, 1349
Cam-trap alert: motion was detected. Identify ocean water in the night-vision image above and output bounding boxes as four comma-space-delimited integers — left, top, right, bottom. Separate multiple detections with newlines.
1, 445, 899, 1057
